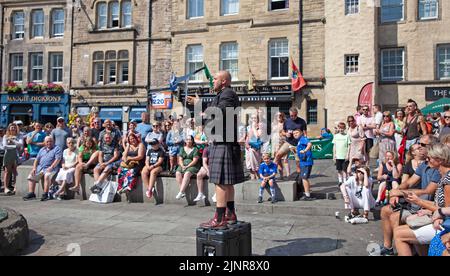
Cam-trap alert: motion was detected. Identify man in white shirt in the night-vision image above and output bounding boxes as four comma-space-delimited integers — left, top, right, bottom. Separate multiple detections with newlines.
373, 105, 383, 129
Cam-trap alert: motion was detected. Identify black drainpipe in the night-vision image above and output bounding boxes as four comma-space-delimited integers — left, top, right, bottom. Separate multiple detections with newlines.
147, 1, 152, 111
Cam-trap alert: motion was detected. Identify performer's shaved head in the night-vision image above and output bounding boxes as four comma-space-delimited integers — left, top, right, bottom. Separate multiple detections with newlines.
214, 71, 232, 92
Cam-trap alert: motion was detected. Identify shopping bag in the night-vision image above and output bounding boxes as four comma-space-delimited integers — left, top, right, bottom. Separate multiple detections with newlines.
89, 181, 118, 204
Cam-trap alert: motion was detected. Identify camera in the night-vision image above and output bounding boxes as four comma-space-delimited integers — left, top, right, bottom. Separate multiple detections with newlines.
392, 197, 408, 212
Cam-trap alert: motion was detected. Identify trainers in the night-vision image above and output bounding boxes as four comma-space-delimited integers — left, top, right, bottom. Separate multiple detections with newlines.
194, 193, 206, 202
40, 193, 49, 202
299, 195, 314, 201
175, 192, 185, 200
271, 198, 278, 204
211, 193, 217, 203
349, 216, 369, 224
379, 246, 395, 256
23, 192, 36, 201
257, 196, 263, 203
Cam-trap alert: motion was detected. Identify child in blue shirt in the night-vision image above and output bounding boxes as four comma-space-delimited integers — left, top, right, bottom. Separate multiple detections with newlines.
258, 153, 278, 204
294, 129, 314, 201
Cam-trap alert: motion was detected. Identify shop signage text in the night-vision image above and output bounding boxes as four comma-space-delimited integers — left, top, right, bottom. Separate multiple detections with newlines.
187, 84, 292, 94
7, 95, 62, 103
425, 87, 450, 101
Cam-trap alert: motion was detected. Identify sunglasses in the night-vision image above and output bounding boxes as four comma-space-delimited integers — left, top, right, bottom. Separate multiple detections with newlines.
383, 115, 390, 117
445, 116, 450, 119
418, 143, 429, 147
347, 120, 355, 123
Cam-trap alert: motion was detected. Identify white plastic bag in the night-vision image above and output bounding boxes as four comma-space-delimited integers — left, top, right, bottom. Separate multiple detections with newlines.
89, 181, 118, 204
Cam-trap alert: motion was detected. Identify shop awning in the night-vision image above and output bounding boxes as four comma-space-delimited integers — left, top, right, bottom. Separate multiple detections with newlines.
99, 108, 123, 121
129, 107, 147, 122
421, 98, 450, 115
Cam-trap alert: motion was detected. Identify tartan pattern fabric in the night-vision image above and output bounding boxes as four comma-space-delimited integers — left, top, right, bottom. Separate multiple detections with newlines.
208, 144, 245, 185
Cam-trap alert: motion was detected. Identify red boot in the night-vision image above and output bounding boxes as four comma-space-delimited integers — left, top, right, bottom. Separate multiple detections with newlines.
225, 209, 237, 225
199, 212, 228, 230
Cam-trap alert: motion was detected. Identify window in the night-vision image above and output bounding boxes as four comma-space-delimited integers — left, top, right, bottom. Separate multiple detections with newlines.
270, 0, 289, 11
220, 42, 238, 80
221, 0, 239, 15
345, 0, 359, 15
30, 53, 44, 82
118, 50, 129, 83
109, 2, 120, 28
186, 45, 203, 81
419, 0, 438, 20
381, 48, 405, 81
97, 2, 107, 29
381, 0, 404, 23
345, 54, 359, 74
93, 52, 105, 84
188, 0, 204, 18
12, 11, 25, 39
122, 1, 132, 27
269, 39, 289, 79
106, 51, 117, 83
50, 53, 63, 83
51, 9, 65, 37
437, 45, 450, 80
307, 100, 318, 125
11, 54, 23, 83
31, 10, 44, 38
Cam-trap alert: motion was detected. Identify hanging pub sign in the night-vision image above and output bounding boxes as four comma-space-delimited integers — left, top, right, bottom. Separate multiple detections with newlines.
151, 92, 173, 109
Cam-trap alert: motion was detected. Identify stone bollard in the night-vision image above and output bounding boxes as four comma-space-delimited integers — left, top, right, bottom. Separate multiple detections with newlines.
0, 208, 30, 256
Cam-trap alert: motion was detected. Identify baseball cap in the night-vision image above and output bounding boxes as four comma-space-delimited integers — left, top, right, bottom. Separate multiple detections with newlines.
13, 120, 23, 125
149, 138, 160, 145
57, 117, 65, 122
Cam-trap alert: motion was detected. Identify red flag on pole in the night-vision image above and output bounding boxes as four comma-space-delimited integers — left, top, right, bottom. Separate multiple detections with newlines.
292, 60, 306, 92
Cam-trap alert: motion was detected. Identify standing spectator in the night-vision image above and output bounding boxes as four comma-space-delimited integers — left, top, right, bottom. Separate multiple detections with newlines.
22, 136, 62, 201
373, 104, 383, 129
117, 133, 145, 194
136, 112, 153, 147
375, 151, 403, 206
166, 121, 184, 175
295, 129, 314, 201
90, 118, 102, 141
26, 122, 46, 158
394, 109, 406, 151
194, 146, 210, 202
271, 112, 288, 179
51, 117, 72, 151
341, 166, 375, 224
175, 135, 201, 200
376, 111, 396, 163
141, 138, 165, 199
274, 108, 307, 177
332, 122, 350, 186
354, 105, 363, 122
2, 123, 23, 196
92, 133, 121, 186
99, 119, 121, 147
257, 108, 270, 154
54, 138, 78, 200
257, 153, 278, 204
88, 107, 100, 129
161, 120, 172, 150
245, 114, 262, 180
347, 116, 366, 163
145, 122, 164, 146
44, 123, 54, 136
404, 99, 427, 151
70, 137, 98, 192
357, 105, 376, 163
439, 111, 450, 142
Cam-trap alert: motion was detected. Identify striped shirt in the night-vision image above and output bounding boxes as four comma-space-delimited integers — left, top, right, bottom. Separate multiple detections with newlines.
436, 171, 450, 208
36, 146, 62, 173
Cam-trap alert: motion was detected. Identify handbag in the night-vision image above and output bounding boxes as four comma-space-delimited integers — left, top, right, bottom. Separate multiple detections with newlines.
406, 214, 433, 229
89, 181, 118, 204
248, 136, 262, 150
120, 160, 139, 169
369, 141, 379, 159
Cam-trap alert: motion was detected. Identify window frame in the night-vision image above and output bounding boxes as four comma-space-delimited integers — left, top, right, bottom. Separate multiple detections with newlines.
269, 0, 289, 11
121, 0, 132, 27
12, 11, 25, 40
345, 54, 359, 75
118, 50, 129, 84
93, 51, 105, 85
186, 45, 204, 82
109, 1, 120, 28
51, 9, 65, 37
30, 52, 44, 83
221, 0, 240, 16
269, 39, 289, 80
220, 42, 239, 80
437, 44, 450, 80
49, 53, 64, 83
307, 100, 318, 125
418, 0, 438, 21
380, 0, 405, 23
31, 9, 45, 38
97, 2, 108, 29
11, 53, 24, 83
380, 48, 405, 82
187, 0, 204, 19
345, 0, 359, 15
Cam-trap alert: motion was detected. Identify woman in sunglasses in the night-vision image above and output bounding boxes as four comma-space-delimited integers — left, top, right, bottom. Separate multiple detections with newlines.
347, 116, 366, 164
375, 111, 396, 163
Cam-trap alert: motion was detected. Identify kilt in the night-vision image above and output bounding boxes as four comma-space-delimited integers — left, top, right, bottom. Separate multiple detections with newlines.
208, 143, 245, 185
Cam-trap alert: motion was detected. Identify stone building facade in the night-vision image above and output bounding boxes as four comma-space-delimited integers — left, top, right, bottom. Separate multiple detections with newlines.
169, 0, 326, 135
324, 0, 450, 127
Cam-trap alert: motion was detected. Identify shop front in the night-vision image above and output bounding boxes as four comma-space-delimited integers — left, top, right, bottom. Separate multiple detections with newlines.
0, 93, 70, 128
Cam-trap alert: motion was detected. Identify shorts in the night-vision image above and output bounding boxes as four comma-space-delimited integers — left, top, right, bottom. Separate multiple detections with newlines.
413, 224, 440, 245
400, 209, 415, 224
335, 159, 349, 172
278, 142, 299, 161
365, 138, 374, 155
27, 171, 57, 182
96, 160, 121, 171
300, 165, 312, 180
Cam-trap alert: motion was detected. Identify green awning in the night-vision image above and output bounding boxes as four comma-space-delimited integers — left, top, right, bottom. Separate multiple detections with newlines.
421, 98, 450, 115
